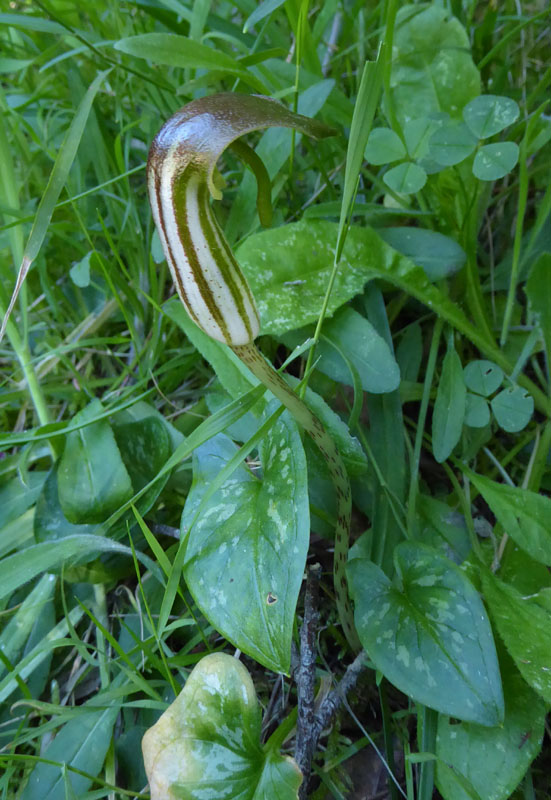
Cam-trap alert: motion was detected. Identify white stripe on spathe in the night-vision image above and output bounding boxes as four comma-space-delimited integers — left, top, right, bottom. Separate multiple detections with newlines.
184, 173, 252, 345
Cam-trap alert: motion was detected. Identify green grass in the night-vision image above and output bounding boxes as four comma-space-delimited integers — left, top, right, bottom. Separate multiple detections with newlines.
1, 1, 551, 798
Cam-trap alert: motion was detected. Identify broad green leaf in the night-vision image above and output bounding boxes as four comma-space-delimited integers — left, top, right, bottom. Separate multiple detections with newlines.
348, 542, 503, 725
377, 228, 466, 281
388, 5, 480, 126
114, 33, 265, 92
316, 307, 400, 394
142, 653, 302, 800
383, 162, 427, 194
526, 252, 551, 367
464, 393, 490, 428
429, 121, 478, 166
236, 221, 394, 336
490, 386, 533, 432
0, 13, 66, 33
364, 127, 406, 164
21, 703, 119, 799
463, 360, 504, 396
0, 472, 47, 528
472, 142, 519, 181
432, 344, 466, 463
436, 652, 546, 800
182, 422, 309, 674
463, 95, 520, 139
58, 399, 133, 524
482, 573, 551, 704
113, 415, 171, 489
34, 468, 96, 544
468, 472, 551, 565
417, 494, 471, 563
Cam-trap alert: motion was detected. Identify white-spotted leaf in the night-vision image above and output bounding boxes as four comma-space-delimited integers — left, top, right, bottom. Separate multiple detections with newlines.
436, 651, 546, 800
472, 142, 519, 181
348, 542, 504, 725
182, 423, 309, 674
463, 95, 520, 139
142, 654, 302, 800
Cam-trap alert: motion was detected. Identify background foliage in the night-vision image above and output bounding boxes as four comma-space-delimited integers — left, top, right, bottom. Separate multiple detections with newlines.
1, 1, 550, 798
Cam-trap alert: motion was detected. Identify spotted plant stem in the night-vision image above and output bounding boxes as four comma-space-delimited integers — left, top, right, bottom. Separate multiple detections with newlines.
233, 342, 357, 646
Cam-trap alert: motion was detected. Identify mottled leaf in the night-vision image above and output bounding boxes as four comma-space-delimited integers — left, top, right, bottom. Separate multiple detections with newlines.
436, 652, 545, 800
472, 142, 519, 181
348, 542, 503, 725
482, 573, 551, 704
388, 5, 480, 126
236, 220, 399, 337
58, 399, 133, 524
142, 653, 301, 800
182, 421, 309, 674
463, 95, 520, 139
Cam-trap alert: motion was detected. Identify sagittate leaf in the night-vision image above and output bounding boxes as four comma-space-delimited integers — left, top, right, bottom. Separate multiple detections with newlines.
377, 227, 466, 281
57, 399, 133, 524
142, 653, 302, 800
182, 422, 309, 674
388, 5, 480, 126
348, 542, 504, 725
482, 573, 551, 704
468, 472, 551, 565
463, 95, 520, 139
436, 651, 546, 800
432, 343, 466, 463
